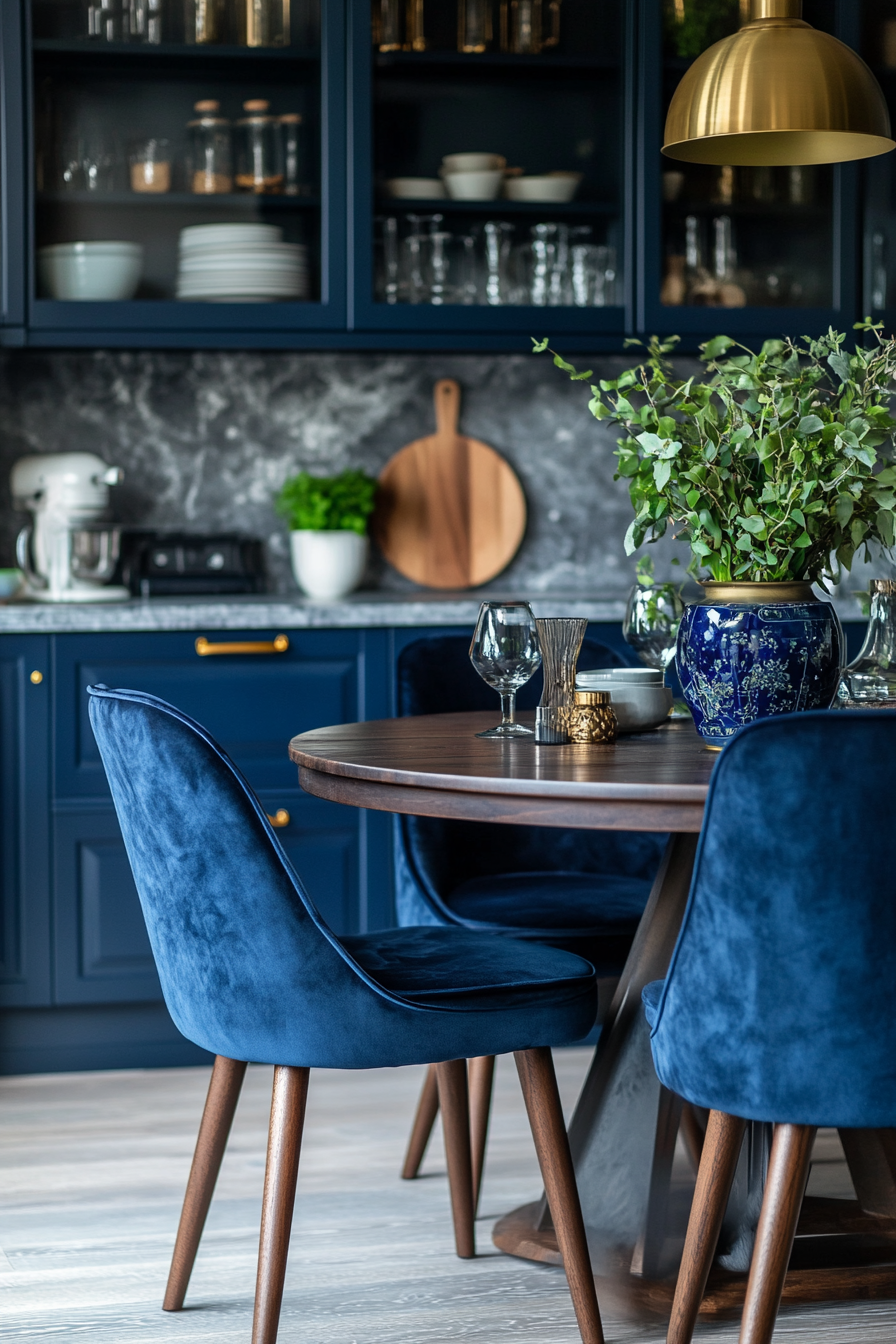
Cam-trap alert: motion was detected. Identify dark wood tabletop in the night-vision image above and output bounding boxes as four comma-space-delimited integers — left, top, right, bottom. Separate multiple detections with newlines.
290, 712, 716, 832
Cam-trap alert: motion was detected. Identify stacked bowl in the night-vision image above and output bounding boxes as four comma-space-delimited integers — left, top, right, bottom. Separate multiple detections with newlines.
575, 666, 673, 733
175, 223, 308, 302
38, 241, 143, 300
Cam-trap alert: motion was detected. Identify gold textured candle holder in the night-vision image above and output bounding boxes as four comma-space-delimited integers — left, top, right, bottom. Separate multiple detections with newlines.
567, 689, 617, 744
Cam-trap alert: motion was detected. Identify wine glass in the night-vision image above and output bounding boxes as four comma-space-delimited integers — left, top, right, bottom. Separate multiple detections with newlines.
469, 601, 541, 737
623, 581, 684, 674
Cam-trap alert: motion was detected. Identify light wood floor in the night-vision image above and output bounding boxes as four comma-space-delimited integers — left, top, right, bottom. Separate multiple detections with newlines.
2, 1050, 895, 1343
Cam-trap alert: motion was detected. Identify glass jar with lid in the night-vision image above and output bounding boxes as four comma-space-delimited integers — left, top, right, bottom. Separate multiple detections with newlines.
187, 100, 233, 195
234, 100, 284, 194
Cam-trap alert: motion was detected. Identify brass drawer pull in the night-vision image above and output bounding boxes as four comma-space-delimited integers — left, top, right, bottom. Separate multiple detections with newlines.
267, 809, 290, 828
195, 634, 289, 657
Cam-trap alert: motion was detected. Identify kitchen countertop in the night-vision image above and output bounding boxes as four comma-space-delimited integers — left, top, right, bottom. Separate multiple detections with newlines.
0, 590, 634, 635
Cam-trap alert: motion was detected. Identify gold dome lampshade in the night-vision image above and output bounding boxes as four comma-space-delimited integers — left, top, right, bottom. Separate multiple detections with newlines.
663, 0, 895, 166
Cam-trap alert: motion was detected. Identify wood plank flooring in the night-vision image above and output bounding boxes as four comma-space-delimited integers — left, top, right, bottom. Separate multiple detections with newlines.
1, 1050, 895, 1343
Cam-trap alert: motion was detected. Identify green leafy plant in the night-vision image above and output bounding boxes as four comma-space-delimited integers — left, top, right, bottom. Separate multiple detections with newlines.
534, 323, 896, 587
275, 469, 377, 536
663, 0, 742, 62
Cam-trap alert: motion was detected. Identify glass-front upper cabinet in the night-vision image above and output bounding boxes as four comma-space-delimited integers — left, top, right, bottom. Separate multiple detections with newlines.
642, 0, 856, 342
26, 0, 346, 340
349, 0, 630, 338
863, 1, 896, 320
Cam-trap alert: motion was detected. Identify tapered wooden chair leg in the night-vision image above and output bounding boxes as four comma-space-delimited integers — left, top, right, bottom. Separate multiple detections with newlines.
666, 1110, 746, 1344
468, 1055, 495, 1213
435, 1059, 476, 1258
163, 1055, 248, 1312
401, 1063, 440, 1180
251, 1066, 310, 1344
515, 1047, 604, 1344
739, 1124, 815, 1344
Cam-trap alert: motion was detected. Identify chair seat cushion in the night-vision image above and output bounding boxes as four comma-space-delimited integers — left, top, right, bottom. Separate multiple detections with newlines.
341, 926, 596, 1013
447, 871, 650, 936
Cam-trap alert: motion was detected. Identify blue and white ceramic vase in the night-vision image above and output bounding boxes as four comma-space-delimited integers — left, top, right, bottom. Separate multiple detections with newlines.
676, 582, 843, 749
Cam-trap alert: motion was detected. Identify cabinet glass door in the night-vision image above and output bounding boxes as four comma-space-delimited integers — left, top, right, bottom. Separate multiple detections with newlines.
643, 0, 855, 342
27, 0, 346, 338
351, 0, 629, 339
863, 1, 896, 320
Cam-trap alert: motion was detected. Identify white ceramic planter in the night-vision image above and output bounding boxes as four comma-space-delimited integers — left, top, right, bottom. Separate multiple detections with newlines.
289, 530, 368, 600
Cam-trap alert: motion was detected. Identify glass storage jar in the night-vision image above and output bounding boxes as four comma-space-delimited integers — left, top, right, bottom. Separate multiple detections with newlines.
241, 0, 288, 47
184, 0, 226, 42
187, 101, 233, 194
234, 100, 284, 193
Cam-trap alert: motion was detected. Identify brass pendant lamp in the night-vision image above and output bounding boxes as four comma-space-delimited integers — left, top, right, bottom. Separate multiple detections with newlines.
663, 0, 895, 166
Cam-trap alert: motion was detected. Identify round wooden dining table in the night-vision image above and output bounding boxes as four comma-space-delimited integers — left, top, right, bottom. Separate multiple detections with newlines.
289, 710, 895, 1318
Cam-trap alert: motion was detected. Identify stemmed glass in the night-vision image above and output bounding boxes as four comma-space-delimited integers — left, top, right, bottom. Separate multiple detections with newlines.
622, 562, 685, 674
469, 601, 541, 737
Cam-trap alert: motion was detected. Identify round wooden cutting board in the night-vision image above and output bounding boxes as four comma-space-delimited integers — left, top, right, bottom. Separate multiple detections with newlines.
374, 379, 527, 589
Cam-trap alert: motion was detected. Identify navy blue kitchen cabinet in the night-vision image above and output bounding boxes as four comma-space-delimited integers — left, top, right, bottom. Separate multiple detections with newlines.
0, 625, 394, 1072
0, 0, 883, 352
0, 636, 51, 1008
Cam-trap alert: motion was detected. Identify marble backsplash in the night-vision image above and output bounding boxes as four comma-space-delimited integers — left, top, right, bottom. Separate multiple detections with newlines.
0, 348, 878, 607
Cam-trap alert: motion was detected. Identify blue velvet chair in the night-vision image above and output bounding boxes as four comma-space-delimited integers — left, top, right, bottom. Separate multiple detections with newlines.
87, 685, 605, 1344
396, 634, 667, 1194
641, 711, 896, 1344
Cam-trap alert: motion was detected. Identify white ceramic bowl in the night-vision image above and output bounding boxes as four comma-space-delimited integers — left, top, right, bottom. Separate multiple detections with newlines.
576, 670, 673, 733
38, 242, 144, 300
441, 153, 506, 173
385, 177, 447, 199
443, 168, 504, 201
504, 172, 582, 203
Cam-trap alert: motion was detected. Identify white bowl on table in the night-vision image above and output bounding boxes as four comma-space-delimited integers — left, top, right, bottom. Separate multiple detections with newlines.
441, 153, 506, 174
38, 242, 143, 300
504, 172, 583, 203
385, 177, 447, 199
442, 168, 505, 201
576, 667, 673, 733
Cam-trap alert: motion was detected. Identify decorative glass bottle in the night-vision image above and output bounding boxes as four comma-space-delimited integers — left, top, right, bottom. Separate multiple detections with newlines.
837, 579, 896, 706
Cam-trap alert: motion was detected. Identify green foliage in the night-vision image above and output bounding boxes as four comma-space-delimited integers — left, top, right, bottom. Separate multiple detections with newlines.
663, 0, 741, 61
536, 323, 896, 587
275, 469, 377, 535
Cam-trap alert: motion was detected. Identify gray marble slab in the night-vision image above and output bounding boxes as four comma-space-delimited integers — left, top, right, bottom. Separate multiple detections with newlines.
0, 591, 629, 635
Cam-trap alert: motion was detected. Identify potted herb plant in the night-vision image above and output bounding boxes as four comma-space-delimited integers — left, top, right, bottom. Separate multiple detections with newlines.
275, 469, 377, 600
539, 323, 896, 745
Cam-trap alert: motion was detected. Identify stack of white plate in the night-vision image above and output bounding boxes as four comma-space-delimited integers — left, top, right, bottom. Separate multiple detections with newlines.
176, 223, 308, 302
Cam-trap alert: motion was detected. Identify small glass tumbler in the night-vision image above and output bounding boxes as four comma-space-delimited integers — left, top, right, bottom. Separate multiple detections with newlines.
129, 138, 171, 193
469, 601, 541, 738
534, 616, 587, 743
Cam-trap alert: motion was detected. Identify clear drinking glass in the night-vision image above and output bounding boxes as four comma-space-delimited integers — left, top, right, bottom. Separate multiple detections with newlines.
469, 601, 541, 738
458, 0, 493, 53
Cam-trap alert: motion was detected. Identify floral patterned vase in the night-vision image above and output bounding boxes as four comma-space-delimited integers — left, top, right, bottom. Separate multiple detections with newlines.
676, 582, 843, 749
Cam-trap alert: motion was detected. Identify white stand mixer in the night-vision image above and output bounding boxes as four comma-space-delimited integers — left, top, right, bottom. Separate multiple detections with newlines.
12, 452, 131, 603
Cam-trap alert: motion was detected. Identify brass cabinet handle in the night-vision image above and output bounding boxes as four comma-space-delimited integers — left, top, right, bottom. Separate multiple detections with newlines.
195, 634, 289, 657
267, 809, 290, 828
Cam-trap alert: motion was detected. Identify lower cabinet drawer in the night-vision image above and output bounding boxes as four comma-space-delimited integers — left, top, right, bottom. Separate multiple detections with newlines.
52, 793, 361, 1006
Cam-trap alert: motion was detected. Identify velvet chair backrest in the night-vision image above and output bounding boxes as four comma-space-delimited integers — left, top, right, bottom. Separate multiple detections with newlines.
394, 635, 666, 925
86, 686, 446, 1069
648, 711, 896, 1128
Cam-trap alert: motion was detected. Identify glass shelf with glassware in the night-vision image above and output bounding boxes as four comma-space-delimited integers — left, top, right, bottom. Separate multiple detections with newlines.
352, 0, 625, 332
31, 0, 319, 49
